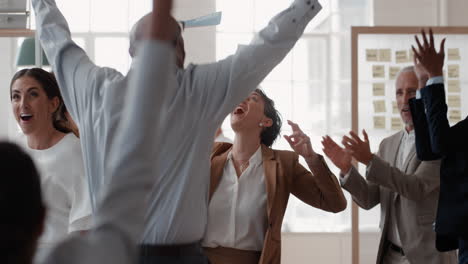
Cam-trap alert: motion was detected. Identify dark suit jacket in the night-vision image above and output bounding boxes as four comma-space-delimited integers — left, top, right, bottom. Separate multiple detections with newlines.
409, 82, 468, 251
208, 142, 347, 264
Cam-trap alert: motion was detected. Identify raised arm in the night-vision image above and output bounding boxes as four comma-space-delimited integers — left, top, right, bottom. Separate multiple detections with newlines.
342, 131, 440, 201
412, 29, 468, 155
32, 0, 115, 124
42, 1, 175, 263
194, 0, 322, 122
409, 56, 442, 160
322, 135, 380, 210
285, 121, 347, 213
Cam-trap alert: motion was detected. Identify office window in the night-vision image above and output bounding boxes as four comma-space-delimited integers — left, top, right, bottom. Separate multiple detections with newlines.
217, 0, 372, 232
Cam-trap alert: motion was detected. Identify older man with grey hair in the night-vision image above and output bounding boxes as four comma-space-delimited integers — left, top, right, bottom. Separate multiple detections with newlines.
32, 0, 323, 262
322, 66, 457, 263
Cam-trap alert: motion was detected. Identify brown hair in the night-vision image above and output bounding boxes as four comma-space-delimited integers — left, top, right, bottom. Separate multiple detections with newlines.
10, 68, 75, 135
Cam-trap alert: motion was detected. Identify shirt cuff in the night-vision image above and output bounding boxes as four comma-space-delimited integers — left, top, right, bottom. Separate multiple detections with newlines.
426, 76, 444, 86
416, 90, 422, 99
339, 168, 353, 185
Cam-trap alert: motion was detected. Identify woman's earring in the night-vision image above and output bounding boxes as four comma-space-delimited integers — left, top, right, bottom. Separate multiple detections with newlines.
259, 123, 263, 127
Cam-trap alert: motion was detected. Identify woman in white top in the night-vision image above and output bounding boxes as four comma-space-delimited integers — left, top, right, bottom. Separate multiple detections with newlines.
203, 89, 347, 264
10, 68, 92, 262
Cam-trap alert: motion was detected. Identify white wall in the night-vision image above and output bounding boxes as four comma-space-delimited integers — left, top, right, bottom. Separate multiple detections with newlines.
0, 39, 17, 141
373, 0, 468, 26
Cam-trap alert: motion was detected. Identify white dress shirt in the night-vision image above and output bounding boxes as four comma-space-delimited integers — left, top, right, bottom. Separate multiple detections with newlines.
42, 40, 174, 264
33, 0, 322, 245
203, 147, 268, 251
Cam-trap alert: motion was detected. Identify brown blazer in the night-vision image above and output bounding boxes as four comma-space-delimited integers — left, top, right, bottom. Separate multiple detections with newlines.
209, 142, 347, 264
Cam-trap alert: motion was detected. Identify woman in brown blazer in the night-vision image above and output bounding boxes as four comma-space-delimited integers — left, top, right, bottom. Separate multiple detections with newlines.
202, 89, 347, 264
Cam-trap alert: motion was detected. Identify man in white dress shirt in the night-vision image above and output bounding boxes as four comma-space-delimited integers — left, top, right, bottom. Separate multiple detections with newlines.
322, 67, 457, 264
32, 0, 323, 262
3, 1, 173, 263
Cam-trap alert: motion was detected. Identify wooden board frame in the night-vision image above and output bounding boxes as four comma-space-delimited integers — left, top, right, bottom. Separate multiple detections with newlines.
351, 26, 468, 264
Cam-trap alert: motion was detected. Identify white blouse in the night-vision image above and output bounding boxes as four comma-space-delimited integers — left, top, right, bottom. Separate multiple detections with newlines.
26, 133, 92, 261
203, 147, 268, 251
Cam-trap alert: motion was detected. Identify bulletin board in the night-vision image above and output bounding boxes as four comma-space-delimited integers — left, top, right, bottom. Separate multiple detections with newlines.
352, 27, 468, 142
350, 26, 468, 264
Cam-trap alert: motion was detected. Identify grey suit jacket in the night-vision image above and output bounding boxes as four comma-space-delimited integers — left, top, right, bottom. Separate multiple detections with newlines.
341, 130, 457, 264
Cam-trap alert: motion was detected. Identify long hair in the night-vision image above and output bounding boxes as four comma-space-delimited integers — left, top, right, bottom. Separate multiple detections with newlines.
10, 68, 73, 135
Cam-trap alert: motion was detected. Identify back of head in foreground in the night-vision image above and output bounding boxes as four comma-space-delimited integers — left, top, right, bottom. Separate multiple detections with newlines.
0, 142, 45, 264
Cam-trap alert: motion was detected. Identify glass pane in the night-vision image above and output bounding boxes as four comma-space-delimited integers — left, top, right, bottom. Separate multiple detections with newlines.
216, 0, 254, 33
329, 82, 352, 135
56, 0, 91, 32
337, 0, 370, 32
253, 0, 291, 32
216, 33, 253, 60
292, 37, 327, 82
129, 1, 152, 29
94, 37, 130, 74
90, 0, 129, 32
265, 53, 292, 82
291, 81, 326, 133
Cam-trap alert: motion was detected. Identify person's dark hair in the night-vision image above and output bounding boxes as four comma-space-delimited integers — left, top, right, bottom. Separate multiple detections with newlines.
0, 142, 45, 264
10, 68, 72, 134
255, 88, 282, 147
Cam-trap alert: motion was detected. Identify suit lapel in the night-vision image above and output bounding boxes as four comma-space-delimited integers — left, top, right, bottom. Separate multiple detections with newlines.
388, 131, 405, 167
209, 144, 232, 201
262, 145, 277, 219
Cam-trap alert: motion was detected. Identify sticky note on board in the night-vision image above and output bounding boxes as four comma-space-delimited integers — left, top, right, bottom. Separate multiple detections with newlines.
373, 83, 385, 96
408, 49, 415, 62
391, 117, 403, 131
366, 49, 378, 62
379, 49, 392, 62
389, 67, 401, 80
374, 100, 386, 113
448, 48, 461, 61
374, 116, 386, 129
448, 95, 461, 108
392, 101, 399, 114
449, 109, 462, 123
447, 80, 460, 93
373, 65, 385, 78
396, 50, 408, 63
448, 65, 460, 78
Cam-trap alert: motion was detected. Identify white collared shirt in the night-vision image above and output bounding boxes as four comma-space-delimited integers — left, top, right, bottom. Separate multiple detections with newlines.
203, 147, 268, 251
33, 0, 322, 245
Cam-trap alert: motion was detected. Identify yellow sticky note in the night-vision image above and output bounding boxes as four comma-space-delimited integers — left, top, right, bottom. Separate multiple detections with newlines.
373, 65, 385, 78
448, 65, 460, 78
374, 100, 386, 113
448, 95, 461, 108
379, 49, 392, 62
408, 49, 414, 62
366, 49, 378, 62
391, 117, 403, 131
392, 101, 399, 114
373, 83, 385, 96
389, 67, 401, 80
449, 109, 462, 123
374, 116, 386, 129
448, 48, 461, 61
447, 80, 460, 93
396, 50, 408, 63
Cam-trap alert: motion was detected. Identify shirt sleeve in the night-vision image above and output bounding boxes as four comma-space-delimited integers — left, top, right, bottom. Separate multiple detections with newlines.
31, 0, 115, 125
191, 0, 323, 123
44, 40, 175, 264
